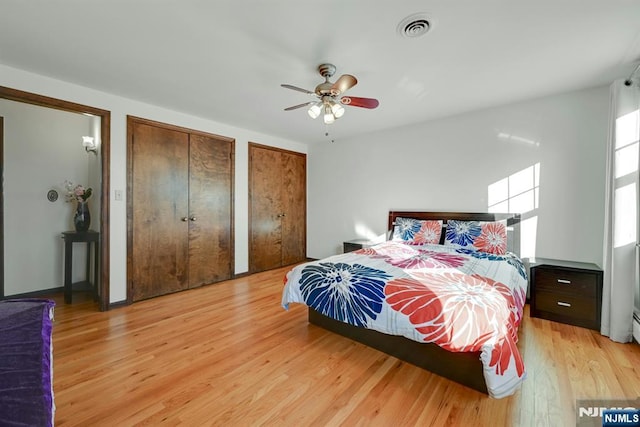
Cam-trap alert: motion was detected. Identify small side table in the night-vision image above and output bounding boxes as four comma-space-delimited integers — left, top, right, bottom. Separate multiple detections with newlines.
61, 230, 100, 304
529, 257, 603, 330
343, 239, 378, 253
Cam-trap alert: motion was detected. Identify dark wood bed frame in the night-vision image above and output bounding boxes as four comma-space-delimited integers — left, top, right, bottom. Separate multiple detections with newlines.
308, 211, 522, 394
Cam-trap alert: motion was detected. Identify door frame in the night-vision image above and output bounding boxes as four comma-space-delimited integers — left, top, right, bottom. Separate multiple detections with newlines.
0, 86, 111, 311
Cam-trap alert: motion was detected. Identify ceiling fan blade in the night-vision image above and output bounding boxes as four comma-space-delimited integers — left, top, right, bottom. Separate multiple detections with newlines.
340, 96, 379, 109
281, 84, 314, 95
284, 101, 316, 111
331, 74, 357, 95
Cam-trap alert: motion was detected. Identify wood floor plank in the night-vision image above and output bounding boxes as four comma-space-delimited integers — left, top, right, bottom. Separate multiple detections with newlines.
46, 266, 640, 426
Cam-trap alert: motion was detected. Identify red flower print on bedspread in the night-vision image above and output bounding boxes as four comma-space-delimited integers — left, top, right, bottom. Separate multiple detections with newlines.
490, 321, 525, 377
355, 247, 382, 257
475, 275, 525, 376
355, 242, 414, 257
385, 272, 523, 376
386, 250, 467, 269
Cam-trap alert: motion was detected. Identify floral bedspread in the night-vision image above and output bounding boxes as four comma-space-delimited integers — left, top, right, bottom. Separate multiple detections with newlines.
281, 241, 528, 398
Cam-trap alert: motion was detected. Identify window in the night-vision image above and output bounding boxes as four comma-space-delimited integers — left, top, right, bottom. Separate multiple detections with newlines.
613, 109, 639, 248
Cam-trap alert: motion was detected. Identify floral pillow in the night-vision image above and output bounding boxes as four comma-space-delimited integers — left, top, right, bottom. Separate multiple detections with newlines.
444, 220, 508, 255
392, 217, 443, 245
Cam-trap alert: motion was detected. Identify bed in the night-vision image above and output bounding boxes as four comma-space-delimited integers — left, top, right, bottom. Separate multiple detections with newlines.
0, 298, 55, 426
282, 211, 527, 398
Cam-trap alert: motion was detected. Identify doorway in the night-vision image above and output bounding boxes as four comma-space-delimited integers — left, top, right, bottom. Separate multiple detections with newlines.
0, 86, 111, 311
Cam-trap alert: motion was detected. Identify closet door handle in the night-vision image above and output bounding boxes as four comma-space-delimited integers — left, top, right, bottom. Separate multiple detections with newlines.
277, 213, 286, 218
190, 216, 197, 221
181, 217, 189, 222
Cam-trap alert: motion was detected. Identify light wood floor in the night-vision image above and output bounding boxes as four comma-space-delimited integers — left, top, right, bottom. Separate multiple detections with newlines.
50, 266, 640, 426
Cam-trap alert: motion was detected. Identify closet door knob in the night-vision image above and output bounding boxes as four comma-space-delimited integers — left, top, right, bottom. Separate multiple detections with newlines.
181, 217, 189, 222
190, 216, 197, 221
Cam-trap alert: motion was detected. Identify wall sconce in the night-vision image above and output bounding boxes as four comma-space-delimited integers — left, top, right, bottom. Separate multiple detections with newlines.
82, 136, 98, 155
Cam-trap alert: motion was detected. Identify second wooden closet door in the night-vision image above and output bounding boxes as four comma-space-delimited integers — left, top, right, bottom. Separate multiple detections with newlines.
249, 143, 306, 273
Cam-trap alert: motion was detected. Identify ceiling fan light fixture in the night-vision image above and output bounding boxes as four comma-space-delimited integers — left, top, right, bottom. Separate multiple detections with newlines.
308, 102, 322, 119
331, 102, 345, 118
282, 63, 379, 128
323, 104, 335, 124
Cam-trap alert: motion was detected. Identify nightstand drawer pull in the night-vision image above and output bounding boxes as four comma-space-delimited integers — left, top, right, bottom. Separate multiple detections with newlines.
557, 301, 572, 307
557, 279, 571, 284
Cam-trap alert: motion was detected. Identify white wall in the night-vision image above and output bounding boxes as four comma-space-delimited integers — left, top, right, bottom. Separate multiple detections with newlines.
1, 99, 93, 294
0, 64, 308, 304
1, 63, 610, 302
308, 86, 609, 265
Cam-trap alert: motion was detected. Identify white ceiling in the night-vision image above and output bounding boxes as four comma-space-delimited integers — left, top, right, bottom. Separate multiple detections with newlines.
2, 1, 640, 144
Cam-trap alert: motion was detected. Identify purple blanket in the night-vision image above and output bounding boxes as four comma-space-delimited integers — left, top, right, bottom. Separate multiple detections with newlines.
0, 299, 55, 427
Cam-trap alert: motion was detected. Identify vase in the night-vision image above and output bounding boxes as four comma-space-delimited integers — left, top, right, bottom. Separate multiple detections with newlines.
74, 201, 91, 232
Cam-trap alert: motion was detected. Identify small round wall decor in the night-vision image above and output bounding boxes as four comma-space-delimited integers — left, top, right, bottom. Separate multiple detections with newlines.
47, 189, 58, 202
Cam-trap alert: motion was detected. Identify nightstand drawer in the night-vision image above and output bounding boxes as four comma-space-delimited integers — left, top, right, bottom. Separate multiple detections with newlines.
534, 291, 597, 324
533, 268, 597, 297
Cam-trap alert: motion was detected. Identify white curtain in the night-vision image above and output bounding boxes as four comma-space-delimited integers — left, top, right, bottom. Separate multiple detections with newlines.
601, 79, 640, 343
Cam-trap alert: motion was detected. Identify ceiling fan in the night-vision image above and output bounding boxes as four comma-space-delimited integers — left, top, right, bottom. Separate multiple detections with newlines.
281, 63, 379, 125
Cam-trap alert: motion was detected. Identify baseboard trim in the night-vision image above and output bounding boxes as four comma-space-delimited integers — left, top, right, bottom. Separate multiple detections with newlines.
233, 271, 251, 279
633, 312, 640, 344
1, 287, 64, 300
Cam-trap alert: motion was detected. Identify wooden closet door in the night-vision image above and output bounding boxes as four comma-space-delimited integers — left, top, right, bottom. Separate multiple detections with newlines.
249, 144, 306, 273
281, 151, 306, 266
188, 134, 233, 288
249, 145, 283, 272
131, 122, 190, 301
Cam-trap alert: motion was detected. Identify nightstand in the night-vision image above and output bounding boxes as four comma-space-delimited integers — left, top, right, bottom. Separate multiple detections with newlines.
343, 239, 377, 253
529, 258, 603, 330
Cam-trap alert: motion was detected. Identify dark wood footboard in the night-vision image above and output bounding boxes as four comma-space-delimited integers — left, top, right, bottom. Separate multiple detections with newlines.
308, 307, 487, 394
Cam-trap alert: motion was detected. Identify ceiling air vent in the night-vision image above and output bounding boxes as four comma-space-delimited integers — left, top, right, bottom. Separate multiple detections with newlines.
397, 13, 431, 38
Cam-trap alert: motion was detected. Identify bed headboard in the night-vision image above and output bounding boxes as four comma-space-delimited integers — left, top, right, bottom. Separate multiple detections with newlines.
387, 211, 522, 257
